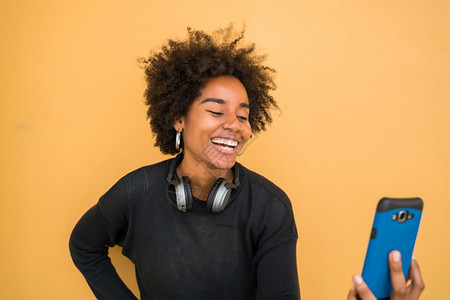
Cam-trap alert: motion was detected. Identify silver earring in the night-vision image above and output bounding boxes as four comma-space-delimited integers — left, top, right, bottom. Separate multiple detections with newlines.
175, 130, 181, 150
238, 143, 248, 156
238, 134, 252, 156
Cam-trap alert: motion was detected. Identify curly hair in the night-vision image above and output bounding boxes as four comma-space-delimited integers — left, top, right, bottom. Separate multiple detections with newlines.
140, 25, 278, 155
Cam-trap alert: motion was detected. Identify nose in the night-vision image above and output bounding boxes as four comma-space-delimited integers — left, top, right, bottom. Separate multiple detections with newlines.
222, 115, 240, 132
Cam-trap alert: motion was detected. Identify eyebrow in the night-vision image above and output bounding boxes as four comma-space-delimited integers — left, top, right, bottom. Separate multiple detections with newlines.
200, 98, 249, 109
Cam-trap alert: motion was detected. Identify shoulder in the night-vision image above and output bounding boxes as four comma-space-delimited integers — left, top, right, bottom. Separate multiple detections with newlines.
121, 159, 169, 182
98, 158, 173, 220
236, 164, 298, 253
109, 158, 173, 193
238, 163, 292, 209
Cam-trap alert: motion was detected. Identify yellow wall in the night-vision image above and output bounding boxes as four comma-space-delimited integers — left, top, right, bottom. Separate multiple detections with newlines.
1, 0, 449, 298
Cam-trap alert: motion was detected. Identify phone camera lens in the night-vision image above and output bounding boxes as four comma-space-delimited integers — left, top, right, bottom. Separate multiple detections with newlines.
398, 210, 408, 223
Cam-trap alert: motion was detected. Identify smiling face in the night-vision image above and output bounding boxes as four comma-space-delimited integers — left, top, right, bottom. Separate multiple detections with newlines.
174, 76, 252, 175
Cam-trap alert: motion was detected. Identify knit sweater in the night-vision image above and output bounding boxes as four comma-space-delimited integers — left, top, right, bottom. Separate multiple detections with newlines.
69, 156, 300, 299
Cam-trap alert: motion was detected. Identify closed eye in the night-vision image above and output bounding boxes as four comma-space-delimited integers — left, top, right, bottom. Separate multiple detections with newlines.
206, 110, 224, 116
237, 115, 248, 121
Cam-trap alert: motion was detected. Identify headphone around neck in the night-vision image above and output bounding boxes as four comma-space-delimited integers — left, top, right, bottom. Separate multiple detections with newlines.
167, 154, 240, 213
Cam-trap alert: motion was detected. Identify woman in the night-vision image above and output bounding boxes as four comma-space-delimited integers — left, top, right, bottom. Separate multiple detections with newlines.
69, 26, 424, 299
69, 26, 299, 299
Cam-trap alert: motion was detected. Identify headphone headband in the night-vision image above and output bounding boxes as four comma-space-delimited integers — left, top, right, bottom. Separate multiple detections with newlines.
167, 153, 240, 189
167, 153, 183, 185
167, 153, 240, 212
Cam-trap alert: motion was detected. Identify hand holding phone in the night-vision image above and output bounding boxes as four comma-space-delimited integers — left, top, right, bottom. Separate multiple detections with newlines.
348, 251, 425, 300
349, 197, 424, 300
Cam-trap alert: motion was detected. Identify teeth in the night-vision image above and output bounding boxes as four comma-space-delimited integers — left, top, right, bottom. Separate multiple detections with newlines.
217, 145, 234, 151
211, 138, 238, 147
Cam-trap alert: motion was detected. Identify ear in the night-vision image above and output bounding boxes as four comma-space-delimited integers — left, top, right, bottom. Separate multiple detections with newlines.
173, 116, 184, 132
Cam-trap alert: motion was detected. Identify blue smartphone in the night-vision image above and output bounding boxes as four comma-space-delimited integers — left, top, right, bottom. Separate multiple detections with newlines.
360, 197, 423, 299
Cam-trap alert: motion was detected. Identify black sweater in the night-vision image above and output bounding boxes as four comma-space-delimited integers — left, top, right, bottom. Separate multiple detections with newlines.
69, 157, 300, 299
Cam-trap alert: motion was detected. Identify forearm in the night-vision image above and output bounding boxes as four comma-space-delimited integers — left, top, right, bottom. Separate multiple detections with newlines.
256, 239, 300, 300
69, 205, 137, 299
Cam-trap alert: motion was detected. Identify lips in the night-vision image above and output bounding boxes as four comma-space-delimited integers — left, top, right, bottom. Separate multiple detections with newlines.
211, 137, 239, 151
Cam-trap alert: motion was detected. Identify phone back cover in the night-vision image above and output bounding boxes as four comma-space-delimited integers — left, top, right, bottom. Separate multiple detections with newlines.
361, 198, 423, 299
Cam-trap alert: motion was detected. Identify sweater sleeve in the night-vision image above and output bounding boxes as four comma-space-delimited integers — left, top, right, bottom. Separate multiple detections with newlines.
69, 204, 137, 299
256, 239, 300, 299
253, 189, 301, 299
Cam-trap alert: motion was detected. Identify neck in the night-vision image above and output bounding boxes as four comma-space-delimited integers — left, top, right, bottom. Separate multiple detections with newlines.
176, 157, 234, 201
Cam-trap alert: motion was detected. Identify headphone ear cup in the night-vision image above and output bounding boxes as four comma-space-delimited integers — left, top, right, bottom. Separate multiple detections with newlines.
207, 178, 232, 213
181, 176, 194, 211
174, 176, 193, 212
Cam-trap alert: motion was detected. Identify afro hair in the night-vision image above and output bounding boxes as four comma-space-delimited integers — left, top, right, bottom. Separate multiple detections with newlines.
140, 25, 278, 155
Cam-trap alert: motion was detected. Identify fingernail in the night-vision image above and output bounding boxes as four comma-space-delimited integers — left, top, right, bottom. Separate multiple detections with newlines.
412, 255, 416, 260
354, 274, 363, 285
393, 251, 401, 262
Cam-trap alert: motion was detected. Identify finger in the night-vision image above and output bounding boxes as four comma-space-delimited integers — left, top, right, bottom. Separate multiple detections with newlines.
389, 250, 407, 299
351, 274, 377, 300
347, 286, 357, 300
408, 257, 425, 299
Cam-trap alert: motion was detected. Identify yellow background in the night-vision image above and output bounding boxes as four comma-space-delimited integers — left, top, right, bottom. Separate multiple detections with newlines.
1, 0, 449, 299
